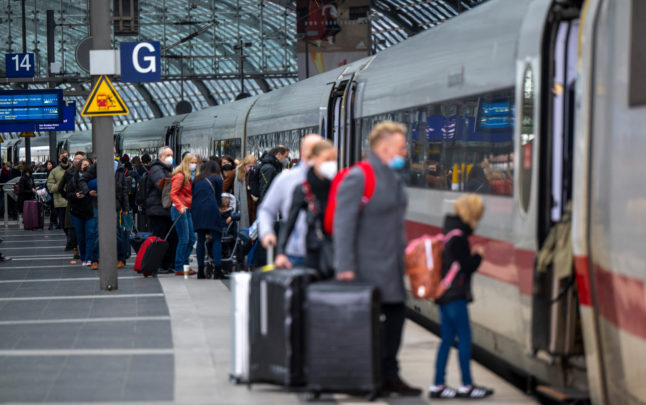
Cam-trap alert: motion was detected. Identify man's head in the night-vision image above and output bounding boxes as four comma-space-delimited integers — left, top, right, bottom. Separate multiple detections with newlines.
59, 150, 69, 167
159, 146, 173, 167
141, 154, 152, 166
300, 134, 323, 166
369, 121, 407, 169
5, 161, 12, 169
73, 151, 86, 169
270, 146, 290, 167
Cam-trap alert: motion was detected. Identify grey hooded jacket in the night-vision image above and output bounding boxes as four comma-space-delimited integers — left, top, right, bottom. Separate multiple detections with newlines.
333, 153, 408, 303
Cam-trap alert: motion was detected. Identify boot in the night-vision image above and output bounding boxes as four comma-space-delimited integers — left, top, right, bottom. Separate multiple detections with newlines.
72, 247, 81, 259
197, 265, 205, 279
213, 265, 228, 280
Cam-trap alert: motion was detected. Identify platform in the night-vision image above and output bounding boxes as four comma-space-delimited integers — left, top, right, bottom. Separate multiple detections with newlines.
0, 227, 537, 404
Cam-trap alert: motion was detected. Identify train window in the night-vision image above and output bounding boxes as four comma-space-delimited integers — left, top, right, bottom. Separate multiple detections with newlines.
520, 66, 535, 212
360, 88, 515, 196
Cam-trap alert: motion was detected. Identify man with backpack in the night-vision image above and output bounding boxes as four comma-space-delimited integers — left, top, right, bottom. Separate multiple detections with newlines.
143, 146, 177, 273
258, 135, 321, 267
333, 121, 421, 397
47, 150, 72, 249
254, 146, 289, 204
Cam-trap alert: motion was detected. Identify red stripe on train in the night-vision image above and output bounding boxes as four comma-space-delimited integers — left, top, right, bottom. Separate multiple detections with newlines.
574, 256, 646, 340
405, 220, 534, 296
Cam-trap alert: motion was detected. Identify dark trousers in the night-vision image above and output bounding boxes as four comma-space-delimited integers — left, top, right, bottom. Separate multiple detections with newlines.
56, 207, 71, 243
149, 215, 177, 270
435, 299, 472, 386
382, 302, 406, 383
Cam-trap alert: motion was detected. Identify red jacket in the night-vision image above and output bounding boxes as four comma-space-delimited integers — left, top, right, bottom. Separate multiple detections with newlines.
170, 173, 192, 211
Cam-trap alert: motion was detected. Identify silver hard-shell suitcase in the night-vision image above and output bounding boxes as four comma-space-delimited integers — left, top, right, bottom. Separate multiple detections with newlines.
230, 272, 251, 383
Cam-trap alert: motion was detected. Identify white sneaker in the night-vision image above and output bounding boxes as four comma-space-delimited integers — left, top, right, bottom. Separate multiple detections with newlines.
82, 261, 91, 266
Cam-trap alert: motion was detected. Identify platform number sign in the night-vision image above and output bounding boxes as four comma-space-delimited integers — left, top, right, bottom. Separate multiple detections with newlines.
5, 53, 35, 78
120, 42, 161, 82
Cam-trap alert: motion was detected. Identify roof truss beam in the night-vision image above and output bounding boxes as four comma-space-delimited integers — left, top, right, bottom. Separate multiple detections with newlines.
133, 83, 163, 118
372, 1, 423, 36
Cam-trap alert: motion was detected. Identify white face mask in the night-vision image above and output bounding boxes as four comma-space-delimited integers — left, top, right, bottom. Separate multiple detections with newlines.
318, 161, 338, 180
189, 163, 197, 172
164, 156, 174, 166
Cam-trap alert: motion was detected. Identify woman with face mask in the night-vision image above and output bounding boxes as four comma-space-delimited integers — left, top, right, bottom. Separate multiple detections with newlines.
233, 154, 257, 229
275, 140, 337, 278
220, 155, 236, 194
170, 153, 199, 276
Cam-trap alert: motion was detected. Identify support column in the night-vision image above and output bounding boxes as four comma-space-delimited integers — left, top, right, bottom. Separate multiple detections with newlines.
90, 0, 118, 291
47, 10, 57, 163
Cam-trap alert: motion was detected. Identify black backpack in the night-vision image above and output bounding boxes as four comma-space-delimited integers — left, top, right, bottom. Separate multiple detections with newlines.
135, 170, 149, 206
124, 169, 137, 197
248, 163, 263, 198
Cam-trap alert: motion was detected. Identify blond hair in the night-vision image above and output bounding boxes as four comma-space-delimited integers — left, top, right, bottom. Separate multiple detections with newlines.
454, 194, 485, 230
308, 139, 335, 159
172, 153, 197, 185
369, 121, 407, 149
236, 154, 257, 182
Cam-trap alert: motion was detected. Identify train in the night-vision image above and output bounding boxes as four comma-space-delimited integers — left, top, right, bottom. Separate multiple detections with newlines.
3, 0, 645, 403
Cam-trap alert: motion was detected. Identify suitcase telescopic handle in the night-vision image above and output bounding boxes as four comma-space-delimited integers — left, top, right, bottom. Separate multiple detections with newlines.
164, 212, 184, 240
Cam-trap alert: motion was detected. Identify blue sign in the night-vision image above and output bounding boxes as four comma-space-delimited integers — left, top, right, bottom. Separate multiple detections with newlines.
37, 103, 76, 132
120, 42, 161, 82
0, 103, 75, 133
5, 53, 35, 78
0, 89, 63, 124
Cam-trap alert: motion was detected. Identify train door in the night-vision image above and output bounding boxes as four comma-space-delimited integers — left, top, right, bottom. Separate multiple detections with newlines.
165, 125, 182, 162
56, 141, 65, 158
328, 66, 363, 168
114, 133, 123, 157
531, 1, 586, 390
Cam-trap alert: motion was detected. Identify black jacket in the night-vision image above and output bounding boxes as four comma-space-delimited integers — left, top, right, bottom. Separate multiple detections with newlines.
79, 161, 129, 212
64, 169, 94, 220
17, 174, 35, 206
144, 159, 171, 218
278, 168, 333, 277
258, 152, 283, 202
436, 214, 483, 305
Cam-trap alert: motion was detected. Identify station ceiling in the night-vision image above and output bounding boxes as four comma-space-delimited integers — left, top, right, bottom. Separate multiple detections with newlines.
0, 0, 487, 137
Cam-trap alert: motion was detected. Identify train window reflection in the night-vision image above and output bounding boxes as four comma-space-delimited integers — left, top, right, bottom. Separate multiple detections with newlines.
247, 126, 317, 159
360, 88, 515, 197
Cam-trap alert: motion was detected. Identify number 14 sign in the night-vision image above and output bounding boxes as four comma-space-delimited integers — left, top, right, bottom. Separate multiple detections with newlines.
5, 53, 35, 78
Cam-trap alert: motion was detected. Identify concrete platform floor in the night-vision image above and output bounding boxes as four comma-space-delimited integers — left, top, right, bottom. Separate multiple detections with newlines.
0, 228, 537, 404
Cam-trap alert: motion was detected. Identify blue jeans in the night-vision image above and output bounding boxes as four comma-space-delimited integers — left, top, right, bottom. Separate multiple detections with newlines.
116, 212, 130, 262
287, 255, 305, 267
196, 230, 222, 268
70, 214, 97, 262
171, 206, 196, 272
434, 299, 473, 386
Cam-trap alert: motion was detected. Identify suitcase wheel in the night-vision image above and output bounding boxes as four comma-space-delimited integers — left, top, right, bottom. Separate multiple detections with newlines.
305, 391, 320, 402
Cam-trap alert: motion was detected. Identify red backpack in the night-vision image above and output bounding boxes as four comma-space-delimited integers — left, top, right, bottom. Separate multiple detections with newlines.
323, 161, 376, 235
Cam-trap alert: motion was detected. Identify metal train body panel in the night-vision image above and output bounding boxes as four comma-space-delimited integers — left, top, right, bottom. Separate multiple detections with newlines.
573, 0, 646, 403
2, 1, 644, 402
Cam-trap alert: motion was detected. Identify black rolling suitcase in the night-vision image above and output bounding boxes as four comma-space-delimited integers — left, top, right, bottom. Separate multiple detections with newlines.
248, 268, 318, 387
305, 281, 382, 400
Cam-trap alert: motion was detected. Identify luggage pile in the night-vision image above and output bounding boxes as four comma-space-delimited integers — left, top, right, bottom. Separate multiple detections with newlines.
229, 251, 382, 401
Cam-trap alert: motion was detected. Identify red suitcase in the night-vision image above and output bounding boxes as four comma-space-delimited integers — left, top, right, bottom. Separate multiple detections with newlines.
23, 200, 44, 230
133, 213, 182, 277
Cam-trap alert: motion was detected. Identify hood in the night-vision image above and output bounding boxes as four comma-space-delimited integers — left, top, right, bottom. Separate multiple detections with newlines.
260, 152, 280, 167
443, 214, 473, 236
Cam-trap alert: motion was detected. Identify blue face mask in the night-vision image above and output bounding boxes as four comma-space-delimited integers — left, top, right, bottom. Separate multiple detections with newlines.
388, 155, 406, 170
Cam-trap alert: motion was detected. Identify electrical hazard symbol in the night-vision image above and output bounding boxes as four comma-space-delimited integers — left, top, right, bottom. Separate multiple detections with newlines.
81, 75, 129, 117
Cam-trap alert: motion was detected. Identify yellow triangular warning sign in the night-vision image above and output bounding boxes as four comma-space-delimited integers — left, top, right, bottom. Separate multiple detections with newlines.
81, 75, 129, 117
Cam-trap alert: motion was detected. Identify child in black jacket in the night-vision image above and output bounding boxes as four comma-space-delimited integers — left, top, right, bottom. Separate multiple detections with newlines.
430, 194, 494, 400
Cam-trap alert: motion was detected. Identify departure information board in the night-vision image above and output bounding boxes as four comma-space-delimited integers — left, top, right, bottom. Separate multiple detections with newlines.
0, 89, 63, 124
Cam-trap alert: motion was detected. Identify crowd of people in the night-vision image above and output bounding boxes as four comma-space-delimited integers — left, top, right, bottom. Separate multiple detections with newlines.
0, 120, 493, 399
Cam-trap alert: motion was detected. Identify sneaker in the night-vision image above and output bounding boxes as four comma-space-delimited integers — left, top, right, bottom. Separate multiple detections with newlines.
90, 262, 99, 270
175, 269, 197, 276
82, 261, 91, 267
429, 385, 458, 399
117, 260, 125, 268
383, 377, 422, 397
0, 255, 12, 263
457, 385, 494, 399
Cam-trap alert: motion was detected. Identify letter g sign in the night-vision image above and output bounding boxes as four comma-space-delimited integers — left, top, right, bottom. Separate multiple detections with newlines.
120, 41, 161, 82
